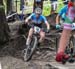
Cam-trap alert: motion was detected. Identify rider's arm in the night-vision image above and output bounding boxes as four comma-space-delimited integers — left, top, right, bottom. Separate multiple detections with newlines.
25, 13, 34, 23
42, 16, 50, 30
46, 21, 50, 30
56, 5, 68, 25
56, 14, 61, 25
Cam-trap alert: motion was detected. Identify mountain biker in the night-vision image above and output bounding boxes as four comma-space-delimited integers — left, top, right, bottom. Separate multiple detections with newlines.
25, 7, 50, 46
56, 0, 72, 29
55, 0, 75, 62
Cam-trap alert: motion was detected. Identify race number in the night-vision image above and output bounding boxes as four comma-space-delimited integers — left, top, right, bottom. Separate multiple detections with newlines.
34, 26, 41, 33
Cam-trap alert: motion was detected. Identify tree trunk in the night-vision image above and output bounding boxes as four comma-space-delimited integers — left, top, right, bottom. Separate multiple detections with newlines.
33, 0, 43, 12
7, 0, 12, 14
0, 0, 10, 44
20, 0, 24, 10
7, 0, 15, 14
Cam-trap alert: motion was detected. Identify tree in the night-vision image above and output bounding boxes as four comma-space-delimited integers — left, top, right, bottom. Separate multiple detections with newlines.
7, 0, 12, 14
20, 0, 24, 10
0, 0, 9, 44
7, 0, 15, 14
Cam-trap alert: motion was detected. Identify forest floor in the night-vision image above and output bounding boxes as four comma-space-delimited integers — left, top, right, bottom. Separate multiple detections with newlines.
0, 36, 75, 69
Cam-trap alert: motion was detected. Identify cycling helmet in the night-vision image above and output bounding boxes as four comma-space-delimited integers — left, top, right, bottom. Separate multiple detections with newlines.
35, 7, 42, 14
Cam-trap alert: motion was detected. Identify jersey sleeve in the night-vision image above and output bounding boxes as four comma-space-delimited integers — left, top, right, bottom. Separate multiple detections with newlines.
42, 16, 48, 23
58, 5, 68, 16
27, 13, 34, 20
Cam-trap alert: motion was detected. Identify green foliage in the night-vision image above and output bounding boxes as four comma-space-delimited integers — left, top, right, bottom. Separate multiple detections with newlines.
43, 5, 50, 16
4, 0, 65, 16
43, 0, 64, 16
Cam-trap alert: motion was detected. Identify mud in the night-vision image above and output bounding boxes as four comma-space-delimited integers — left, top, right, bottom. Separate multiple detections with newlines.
0, 35, 58, 69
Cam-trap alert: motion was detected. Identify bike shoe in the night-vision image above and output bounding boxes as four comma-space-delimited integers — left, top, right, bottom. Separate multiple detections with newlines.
56, 52, 69, 62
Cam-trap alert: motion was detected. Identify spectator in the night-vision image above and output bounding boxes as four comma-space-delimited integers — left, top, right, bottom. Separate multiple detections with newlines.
50, 0, 58, 14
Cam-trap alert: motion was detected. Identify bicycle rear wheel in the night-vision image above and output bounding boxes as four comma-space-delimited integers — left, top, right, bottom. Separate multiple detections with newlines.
24, 36, 37, 61
65, 35, 75, 55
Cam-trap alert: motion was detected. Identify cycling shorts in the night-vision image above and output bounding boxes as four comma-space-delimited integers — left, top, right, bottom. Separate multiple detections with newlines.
63, 17, 73, 30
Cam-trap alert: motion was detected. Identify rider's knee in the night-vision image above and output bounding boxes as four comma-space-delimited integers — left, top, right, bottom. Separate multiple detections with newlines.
40, 32, 45, 38
29, 28, 34, 32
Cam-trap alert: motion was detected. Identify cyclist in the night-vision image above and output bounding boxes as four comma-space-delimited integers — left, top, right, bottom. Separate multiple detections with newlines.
25, 7, 50, 46
55, 0, 75, 62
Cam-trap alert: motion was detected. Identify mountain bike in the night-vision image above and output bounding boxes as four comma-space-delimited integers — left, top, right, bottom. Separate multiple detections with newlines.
55, 23, 75, 64
62, 23, 75, 64
23, 23, 48, 62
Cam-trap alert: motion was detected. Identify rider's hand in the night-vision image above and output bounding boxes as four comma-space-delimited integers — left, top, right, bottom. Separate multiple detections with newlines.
56, 24, 60, 29
25, 19, 28, 24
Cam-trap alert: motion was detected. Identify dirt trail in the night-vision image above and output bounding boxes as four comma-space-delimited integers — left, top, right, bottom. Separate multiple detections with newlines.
0, 37, 75, 69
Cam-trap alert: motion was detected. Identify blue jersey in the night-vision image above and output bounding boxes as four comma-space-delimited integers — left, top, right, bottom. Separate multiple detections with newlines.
58, 5, 68, 19
58, 5, 75, 22
28, 13, 47, 24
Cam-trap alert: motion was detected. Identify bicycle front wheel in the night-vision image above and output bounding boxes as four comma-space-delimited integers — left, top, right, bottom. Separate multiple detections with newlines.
24, 36, 38, 61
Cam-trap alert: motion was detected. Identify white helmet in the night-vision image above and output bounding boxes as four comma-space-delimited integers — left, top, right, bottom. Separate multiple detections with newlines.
35, 7, 42, 14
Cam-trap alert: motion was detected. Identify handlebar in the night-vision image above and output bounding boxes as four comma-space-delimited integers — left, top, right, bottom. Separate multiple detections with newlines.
55, 28, 63, 33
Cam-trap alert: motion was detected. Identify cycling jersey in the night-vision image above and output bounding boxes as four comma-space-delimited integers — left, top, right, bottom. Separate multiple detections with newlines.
61, 13, 66, 20
59, 6, 67, 18
28, 13, 47, 24
59, 5, 75, 22
58, 5, 75, 29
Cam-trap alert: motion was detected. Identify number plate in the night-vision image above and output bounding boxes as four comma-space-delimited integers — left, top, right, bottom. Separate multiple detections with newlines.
34, 26, 41, 33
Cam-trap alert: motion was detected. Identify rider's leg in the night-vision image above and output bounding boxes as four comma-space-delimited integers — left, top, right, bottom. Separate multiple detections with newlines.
58, 29, 71, 53
56, 23, 72, 62
39, 31, 45, 43
26, 28, 34, 45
